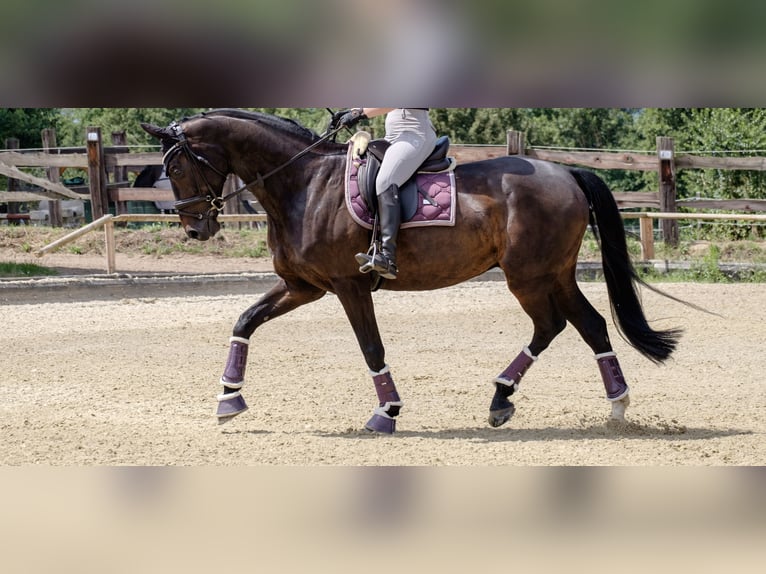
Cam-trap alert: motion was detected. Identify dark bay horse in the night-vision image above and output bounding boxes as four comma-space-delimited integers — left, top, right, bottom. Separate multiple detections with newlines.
141, 109, 680, 433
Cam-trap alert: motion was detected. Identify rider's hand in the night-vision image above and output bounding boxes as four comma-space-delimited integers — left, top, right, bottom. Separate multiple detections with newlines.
331, 108, 367, 130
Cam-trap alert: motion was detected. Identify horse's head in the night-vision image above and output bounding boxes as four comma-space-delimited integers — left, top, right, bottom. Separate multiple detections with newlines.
141, 120, 229, 240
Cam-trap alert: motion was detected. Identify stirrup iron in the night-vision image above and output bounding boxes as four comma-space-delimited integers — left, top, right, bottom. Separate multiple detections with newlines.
356, 239, 381, 274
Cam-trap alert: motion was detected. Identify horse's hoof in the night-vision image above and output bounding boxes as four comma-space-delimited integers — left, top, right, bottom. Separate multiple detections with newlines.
609, 395, 630, 421
488, 404, 515, 428
217, 410, 248, 425
365, 413, 396, 434
216, 392, 248, 424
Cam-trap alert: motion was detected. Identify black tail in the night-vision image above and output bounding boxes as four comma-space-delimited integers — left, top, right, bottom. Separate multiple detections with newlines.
570, 168, 682, 363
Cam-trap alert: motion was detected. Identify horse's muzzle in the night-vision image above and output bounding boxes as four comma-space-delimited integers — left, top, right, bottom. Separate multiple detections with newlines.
185, 226, 207, 241
184, 218, 219, 241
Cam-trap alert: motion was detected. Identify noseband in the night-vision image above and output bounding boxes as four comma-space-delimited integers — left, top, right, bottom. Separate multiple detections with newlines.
161, 120, 344, 220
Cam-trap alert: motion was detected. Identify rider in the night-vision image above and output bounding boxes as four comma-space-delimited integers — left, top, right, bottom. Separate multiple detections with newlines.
332, 107, 437, 279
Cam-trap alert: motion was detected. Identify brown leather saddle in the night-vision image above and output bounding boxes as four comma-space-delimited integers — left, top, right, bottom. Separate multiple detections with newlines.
357, 135, 453, 220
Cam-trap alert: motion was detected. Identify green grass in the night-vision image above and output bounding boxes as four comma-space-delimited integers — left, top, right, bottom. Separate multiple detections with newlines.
580, 237, 766, 283
0, 262, 58, 277
116, 224, 270, 258
0, 224, 270, 259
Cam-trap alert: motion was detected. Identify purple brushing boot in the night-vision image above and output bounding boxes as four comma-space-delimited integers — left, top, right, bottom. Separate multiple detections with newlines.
217, 336, 250, 424
489, 346, 538, 427
595, 351, 631, 420
365, 365, 403, 435
494, 346, 537, 391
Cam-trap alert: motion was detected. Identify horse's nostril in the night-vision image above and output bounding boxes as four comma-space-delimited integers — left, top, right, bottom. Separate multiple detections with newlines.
187, 229, 200, 240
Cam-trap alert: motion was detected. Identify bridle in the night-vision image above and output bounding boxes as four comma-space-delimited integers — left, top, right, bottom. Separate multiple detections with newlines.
161, 120, 344, 220
161, 121, 231, 220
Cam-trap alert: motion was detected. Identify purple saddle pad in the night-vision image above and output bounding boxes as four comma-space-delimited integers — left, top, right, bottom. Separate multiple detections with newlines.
344, 144, 456, 230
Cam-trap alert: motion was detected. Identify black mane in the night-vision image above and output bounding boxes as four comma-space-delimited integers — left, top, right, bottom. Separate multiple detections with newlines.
190, 108, 322, 142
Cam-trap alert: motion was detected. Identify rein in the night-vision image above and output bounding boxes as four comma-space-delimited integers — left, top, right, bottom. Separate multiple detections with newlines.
163, 121, 344, 219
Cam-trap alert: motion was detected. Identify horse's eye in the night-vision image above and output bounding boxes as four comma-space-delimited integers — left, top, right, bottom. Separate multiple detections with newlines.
170, 166, 183, 177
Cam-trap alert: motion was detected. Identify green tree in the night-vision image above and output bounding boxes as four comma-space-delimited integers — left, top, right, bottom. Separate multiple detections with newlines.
45, 107, 766, 208
551, 108, 643, 192
0, 108, 61, 149
1, 108, 62, 191
632, 108, 766, 202
683, 108, 766, 201
431, 108, 478, 142
437, 108, 641, 191
57, 108, 205, 148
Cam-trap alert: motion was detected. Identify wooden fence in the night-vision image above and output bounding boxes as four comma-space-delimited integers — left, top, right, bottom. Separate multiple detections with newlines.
35, 213, 267, 274
5, 126, 766, 258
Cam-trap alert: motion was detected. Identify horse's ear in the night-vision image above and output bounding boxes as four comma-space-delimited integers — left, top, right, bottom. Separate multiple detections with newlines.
141, 122, 170, 141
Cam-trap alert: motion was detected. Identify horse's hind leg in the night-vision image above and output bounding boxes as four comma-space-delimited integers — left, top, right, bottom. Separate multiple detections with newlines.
489, 284, 567, 427
217, 278, 326, 424
553, 280, 630, 420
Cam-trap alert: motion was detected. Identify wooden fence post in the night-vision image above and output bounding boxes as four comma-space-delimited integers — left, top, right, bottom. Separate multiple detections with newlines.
111, 131, 129, 216
4, 138, 20, 218
41, 128, 63, 227
104, 217, 116, 273
86, 127, 108, 220
639, 215, 655, 260
222, 174, 246, 229
657, 136, 679, 247
507, 130, 525, 156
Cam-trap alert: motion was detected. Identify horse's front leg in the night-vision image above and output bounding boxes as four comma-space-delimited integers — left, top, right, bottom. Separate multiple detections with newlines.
217, 278, 326, 424
334, 280, 402, 435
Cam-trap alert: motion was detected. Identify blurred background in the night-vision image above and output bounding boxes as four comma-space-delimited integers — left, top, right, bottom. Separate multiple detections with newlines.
2, 0, 766, 106
1, 467, 765, 573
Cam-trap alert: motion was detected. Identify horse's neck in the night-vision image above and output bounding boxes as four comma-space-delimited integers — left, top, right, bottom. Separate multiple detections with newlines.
225, 124, 342, 212
225, 123, 298, 177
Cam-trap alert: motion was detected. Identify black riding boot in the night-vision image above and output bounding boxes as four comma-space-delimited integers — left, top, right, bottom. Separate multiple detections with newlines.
355, 184, 400, 279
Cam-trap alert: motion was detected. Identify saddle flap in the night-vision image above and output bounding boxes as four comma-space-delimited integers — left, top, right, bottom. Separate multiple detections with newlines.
399, 181, 419, 221
357, 153, 380, 216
